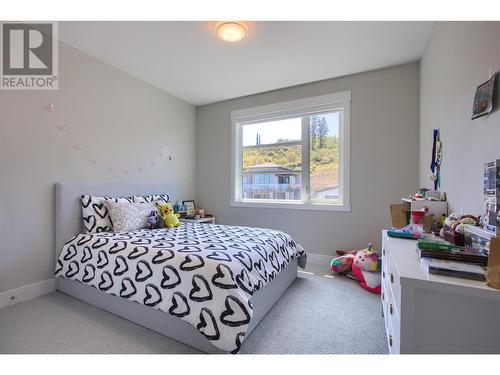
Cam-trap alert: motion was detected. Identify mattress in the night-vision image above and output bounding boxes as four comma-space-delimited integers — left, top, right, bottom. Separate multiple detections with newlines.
55, 222, 306, 353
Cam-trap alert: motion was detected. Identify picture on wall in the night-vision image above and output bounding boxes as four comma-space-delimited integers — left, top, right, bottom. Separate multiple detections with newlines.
472, 73, 497, 119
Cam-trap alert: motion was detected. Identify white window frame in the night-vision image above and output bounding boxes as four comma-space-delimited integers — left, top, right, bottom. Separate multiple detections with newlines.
230, 91, 351, 212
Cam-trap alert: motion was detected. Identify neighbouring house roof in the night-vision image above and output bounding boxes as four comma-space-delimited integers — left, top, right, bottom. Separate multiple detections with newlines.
244, 163, 301, 174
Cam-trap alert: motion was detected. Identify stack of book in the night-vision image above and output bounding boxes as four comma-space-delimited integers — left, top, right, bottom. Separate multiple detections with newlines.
417, 239, 488, 281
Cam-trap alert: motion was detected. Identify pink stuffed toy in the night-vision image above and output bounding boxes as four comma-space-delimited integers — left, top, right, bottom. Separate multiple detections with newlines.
330, 244, 381, 294
350, 246, 381, 294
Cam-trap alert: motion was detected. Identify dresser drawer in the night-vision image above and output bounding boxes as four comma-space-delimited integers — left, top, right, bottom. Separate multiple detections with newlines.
382, 278, 399, 318
383, 292, 399, 354
382, 245, 401, 354
384, 281, 400, 339
386, 252, 401, 313
381, 264, 398, 310
381, 289, 388, 327
381, 247, 390, 295
385, 309, 400, 354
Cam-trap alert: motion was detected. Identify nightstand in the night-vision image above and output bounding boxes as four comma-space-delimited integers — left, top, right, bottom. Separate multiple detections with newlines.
180, 217, 216, 224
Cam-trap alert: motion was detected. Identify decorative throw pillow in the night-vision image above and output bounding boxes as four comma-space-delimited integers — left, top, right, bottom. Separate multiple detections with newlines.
133, 194, 170, 204
106, 201, 157, 232
81, 195, 133, 233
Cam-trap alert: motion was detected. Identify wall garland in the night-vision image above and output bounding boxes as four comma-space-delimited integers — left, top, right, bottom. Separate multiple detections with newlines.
46, 103, 172, 175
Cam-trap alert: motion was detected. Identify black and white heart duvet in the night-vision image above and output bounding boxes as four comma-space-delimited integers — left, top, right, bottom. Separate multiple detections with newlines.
55, 222, 306, 353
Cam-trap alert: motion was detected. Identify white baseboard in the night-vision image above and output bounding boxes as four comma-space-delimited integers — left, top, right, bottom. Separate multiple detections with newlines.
0, 278, 56, 310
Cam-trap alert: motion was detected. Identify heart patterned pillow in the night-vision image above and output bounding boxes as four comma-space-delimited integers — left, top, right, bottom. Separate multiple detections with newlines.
81, 195, 133, 233
133, 194, 170, 204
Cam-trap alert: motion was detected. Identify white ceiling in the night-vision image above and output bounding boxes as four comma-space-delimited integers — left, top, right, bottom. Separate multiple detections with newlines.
59, 22, 434, 106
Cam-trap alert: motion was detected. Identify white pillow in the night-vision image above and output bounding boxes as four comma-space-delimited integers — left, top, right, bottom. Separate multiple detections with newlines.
81, 195, 133, 233
133, 194, 170, 204
106, 201, 157, 232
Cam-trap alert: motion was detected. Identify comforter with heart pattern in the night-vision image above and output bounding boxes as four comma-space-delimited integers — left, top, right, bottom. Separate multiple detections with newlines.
55, 222, 306, 353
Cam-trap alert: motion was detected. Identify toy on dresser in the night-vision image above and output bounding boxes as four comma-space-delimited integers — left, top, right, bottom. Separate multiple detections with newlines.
439, 212, 479, 245
330, 244, 382, 294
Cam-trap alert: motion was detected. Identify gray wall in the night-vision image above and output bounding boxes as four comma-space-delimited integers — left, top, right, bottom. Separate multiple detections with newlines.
196, 63, 420, 255
419, 22, 500, 214
0, 42, 196, 292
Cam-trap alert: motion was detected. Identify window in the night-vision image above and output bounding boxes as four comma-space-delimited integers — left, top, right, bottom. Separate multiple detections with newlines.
231, 91, 351, 211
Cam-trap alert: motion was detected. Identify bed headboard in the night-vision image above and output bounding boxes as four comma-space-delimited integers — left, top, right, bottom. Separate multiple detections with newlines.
54, 183, 171, 264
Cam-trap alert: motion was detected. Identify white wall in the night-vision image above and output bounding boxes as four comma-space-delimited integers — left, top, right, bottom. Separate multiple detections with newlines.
419, 22, 500, 214
0, 42, 196, 292
196, 63, 420, 256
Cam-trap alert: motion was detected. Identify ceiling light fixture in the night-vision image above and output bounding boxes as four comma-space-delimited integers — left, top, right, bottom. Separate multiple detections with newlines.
216, 22, 247, 43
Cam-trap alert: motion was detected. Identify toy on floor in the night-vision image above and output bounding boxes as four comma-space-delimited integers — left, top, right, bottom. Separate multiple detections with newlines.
156, 202, 181, 228
350, 247, 382, 294
330, 253, 355, 274
330, 244, 382, 294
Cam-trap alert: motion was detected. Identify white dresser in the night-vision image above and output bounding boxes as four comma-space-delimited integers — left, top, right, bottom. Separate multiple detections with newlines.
381, 230, 500, 354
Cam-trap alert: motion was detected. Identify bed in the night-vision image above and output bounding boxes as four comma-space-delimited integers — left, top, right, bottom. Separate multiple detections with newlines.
54, 183, 306, 353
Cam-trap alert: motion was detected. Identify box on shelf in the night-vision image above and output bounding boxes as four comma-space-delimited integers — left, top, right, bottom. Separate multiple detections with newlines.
390, 198, 448, 233
390, 204, 432, 232
401, 198, 448, 220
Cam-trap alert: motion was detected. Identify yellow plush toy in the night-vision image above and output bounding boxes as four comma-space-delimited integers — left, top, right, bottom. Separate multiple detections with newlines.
156, 202, 181, 228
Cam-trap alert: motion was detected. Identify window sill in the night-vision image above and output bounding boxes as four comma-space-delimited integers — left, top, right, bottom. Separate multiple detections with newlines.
230, 200, 351, 212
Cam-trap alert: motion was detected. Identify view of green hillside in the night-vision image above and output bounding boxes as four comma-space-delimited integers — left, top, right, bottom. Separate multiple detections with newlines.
242, 136, 338, 170
243, 144, 302, 171
309, 135, 339, 193
243, 136, 339, 192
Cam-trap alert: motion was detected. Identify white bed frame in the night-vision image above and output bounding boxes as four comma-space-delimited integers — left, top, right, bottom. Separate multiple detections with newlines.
54, 183, 298, 353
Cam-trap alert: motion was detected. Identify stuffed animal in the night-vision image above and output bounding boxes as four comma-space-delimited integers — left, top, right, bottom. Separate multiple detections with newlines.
444, 212, 462, 229
350, 248, 382, 294
147, 210, 162, 229
330, 253, 354, 274
331, 244, 381, 294
156, 202, 181, 228
441, 213, 478, 237
454, 216, 478, 235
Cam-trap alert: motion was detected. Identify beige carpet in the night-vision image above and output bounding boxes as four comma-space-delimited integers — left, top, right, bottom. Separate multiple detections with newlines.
0, 272, 388, 354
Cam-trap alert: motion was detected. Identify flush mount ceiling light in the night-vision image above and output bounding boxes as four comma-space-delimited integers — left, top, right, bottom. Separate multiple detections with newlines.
216, 22, 247, 43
